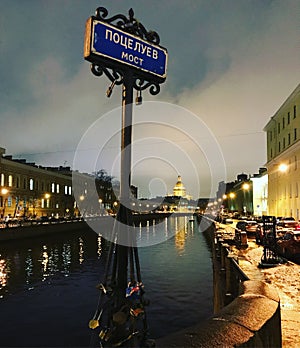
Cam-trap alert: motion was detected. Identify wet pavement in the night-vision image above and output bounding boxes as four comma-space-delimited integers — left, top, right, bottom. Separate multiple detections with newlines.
218, 223, 300, 348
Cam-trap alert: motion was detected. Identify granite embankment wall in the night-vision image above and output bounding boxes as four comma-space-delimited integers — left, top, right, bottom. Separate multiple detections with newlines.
0, 212, 175, 242
157, 219, 282, 348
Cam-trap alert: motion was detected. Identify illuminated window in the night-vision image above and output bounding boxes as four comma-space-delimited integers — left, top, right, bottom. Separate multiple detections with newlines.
8, 175, 13, 187
68, 186, 72, 195
56, 184, 60, 193
41, 199, 45, 208
64, 185, 68, 195
29, 178, 34, 191
1, 174, 4, 186
51, 183, 55, 193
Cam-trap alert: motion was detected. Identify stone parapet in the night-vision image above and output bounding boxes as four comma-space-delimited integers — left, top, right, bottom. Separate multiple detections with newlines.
156, 280, 281, 347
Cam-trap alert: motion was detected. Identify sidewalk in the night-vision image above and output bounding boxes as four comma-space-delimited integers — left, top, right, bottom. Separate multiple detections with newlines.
230, 238, 300, 348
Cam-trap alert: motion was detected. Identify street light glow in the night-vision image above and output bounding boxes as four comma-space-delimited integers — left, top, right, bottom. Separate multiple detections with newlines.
1, 188, 8, 195
278, 163, 288, 172
242, 183, 250, 190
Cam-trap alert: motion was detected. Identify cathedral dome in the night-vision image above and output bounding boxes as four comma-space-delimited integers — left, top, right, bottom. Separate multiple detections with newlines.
173, 175, 186, 197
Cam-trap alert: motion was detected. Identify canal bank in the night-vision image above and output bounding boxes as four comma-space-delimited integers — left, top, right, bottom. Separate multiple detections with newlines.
157, 219, 300, 347
0, 213, 173, 242
215, 221, 300, 348
230, 238, 300, 348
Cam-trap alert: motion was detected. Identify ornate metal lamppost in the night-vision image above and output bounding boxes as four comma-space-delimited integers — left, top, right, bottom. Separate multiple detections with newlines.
84, 6, 167, 347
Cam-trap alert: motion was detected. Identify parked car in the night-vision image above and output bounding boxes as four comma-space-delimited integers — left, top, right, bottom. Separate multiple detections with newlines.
221, 217, 233, 224
276, 231, 300, 258
236, 220, 258, 235
277, 220, 300, 230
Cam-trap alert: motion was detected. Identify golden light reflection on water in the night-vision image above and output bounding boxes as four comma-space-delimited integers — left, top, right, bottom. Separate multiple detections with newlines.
0, 258, 8, 289
41, 245, 49, 280
0, 234, 102, 298
97, 235, 102, 257
62, 243, 71, 275
25, 250, 33, 284
79, 237, 84, 264
174, 217, 196, 255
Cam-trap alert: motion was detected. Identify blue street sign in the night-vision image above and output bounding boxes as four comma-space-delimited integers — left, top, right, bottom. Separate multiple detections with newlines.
84, 18, 168, 81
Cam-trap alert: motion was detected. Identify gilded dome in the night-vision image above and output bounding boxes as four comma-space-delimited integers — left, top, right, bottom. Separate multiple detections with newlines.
173, 175, 186, 197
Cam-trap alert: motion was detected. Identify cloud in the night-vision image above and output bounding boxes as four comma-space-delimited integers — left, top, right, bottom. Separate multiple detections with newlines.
0, 0, 299, 197
170, 0, 300, 179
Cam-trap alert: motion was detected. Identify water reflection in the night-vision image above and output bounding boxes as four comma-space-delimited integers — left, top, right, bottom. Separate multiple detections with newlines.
79, 237, 84, 264
41, 245, 49, 279
25, 250, 33, 285
0, 230, 101, 298
0, 216, 201, 298
0, 258, 8, 290
97, 235, 102, 257
0, 216, 213, 346
173, 217, 196, 255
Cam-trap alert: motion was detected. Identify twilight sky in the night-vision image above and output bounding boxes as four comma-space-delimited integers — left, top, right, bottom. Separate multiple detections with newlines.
1, 0, 299, 198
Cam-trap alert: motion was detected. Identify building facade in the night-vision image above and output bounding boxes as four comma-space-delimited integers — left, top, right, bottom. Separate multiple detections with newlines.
217, 169, 267, 217
264, 83, 300, 219
0, 148, 74, 219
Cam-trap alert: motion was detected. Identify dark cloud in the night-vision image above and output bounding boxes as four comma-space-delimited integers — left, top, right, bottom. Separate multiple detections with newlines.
1, 0, 299, 196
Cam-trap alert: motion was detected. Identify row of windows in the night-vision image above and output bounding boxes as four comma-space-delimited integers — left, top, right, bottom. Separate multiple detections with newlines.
269, 128, 298, 158
1, 195, 74, 209
279, 182, 300, 199
0, 173, 72, 195
277, 105, 297, 134
269, 105, 297, 142
278, 129, 297, 152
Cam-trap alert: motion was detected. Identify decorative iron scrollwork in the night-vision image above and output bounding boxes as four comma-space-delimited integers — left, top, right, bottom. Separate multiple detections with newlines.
90, 7, 165, 100
94, 7, 160, 45
133, 79, 160, 95
91, 63, 124, 85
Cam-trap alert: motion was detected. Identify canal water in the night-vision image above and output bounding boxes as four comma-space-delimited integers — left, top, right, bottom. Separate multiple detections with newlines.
0, 216, 214, 347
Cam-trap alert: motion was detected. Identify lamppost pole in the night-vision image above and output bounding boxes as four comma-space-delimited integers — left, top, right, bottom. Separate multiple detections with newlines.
115, 72, 134, 296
